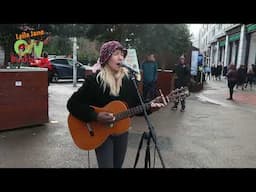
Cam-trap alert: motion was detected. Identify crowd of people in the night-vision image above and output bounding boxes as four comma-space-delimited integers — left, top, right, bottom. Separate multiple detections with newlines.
203, 62, 256, 100
210, 63, 223, 81
226, 63, 255, 99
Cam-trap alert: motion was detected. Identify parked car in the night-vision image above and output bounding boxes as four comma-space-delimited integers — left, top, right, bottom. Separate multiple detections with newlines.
49, 58, 93, 82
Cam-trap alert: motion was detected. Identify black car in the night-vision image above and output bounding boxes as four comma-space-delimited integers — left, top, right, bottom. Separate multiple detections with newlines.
50, 58, 92, 82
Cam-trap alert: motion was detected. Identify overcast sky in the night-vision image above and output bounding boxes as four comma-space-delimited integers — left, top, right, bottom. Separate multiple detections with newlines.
188, 24, 202, 37
188, 24, 202, 48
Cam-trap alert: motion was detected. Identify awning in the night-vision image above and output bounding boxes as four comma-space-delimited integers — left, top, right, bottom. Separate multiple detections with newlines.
247, 24, 256, 33
229, 33, 240, 42
219, 40, 226, 47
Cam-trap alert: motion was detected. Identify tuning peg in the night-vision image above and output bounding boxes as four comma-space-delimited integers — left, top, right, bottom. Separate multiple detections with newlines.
158, 89, 167, 105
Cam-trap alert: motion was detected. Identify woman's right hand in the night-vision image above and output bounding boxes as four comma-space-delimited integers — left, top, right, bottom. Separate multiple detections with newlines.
97, 112, 115, 124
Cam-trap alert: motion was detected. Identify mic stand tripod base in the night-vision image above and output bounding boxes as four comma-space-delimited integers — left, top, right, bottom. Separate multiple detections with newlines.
134, 131, 152, 168
129, 68, 165, 168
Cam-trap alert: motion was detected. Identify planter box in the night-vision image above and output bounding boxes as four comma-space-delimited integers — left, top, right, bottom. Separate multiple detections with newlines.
140, 69, 175, 96
156, 69, 175, 95
0, 67, 49, 131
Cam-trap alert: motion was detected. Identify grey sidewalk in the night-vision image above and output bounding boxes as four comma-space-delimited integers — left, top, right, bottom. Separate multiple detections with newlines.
0, 79, 256, 168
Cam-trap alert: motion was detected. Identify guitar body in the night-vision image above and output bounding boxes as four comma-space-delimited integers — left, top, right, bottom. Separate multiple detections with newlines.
68, 100, 131, 150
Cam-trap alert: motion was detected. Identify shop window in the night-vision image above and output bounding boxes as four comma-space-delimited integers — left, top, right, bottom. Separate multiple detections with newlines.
254, 51, 256, 64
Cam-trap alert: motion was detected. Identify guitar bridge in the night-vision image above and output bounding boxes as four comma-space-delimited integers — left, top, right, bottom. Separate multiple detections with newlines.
86, 123, 94, 136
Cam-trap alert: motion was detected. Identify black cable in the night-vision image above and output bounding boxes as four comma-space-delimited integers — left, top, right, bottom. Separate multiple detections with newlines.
87, 150, 90, 168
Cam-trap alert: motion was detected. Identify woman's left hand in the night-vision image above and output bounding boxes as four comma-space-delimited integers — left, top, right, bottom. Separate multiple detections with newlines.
150, 101, 166, 112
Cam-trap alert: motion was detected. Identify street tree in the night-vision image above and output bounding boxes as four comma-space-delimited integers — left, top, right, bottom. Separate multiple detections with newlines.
85, 24, 191, 68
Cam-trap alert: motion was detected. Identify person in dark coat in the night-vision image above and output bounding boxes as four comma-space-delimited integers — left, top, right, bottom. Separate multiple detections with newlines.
245, 68, 254, 90
236, 64, 247, 90
171, 55, 190, 112
216, 62, 223, 80
226, 64, 238, 100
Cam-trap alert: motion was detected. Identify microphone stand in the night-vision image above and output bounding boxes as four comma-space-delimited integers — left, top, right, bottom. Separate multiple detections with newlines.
127, 68, 165, 168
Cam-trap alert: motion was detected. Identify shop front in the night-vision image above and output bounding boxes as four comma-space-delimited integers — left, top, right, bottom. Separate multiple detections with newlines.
246, 24, 256, 68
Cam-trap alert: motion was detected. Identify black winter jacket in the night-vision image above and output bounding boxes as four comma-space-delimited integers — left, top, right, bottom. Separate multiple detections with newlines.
67, 73, 142, 122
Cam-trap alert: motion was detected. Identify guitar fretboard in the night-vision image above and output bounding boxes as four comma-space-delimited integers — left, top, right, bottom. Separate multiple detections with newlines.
115, 103, 151, 121
113, 87, 189, 122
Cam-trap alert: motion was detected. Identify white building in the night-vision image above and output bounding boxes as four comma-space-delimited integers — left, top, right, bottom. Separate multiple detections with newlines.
0, 46, 4, 65
198, 24, 256, 71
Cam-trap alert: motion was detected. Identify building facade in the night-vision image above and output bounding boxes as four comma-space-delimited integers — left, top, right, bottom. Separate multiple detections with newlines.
198, 24, 256, 71
0, 46, 4, 65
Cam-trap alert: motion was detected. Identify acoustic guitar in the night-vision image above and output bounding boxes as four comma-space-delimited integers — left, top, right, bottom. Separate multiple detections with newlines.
68, 87, 189, 150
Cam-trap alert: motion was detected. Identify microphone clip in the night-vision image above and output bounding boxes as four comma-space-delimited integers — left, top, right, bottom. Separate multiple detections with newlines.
121, 62, 139, 74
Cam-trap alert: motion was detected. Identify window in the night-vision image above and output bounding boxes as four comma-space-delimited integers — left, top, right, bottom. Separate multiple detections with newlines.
51, 59, 69, 65
254, 51, 256, 64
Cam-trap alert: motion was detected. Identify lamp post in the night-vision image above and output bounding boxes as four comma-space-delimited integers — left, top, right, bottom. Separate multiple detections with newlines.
125, 38, 131, 49
72, 37, 77, 87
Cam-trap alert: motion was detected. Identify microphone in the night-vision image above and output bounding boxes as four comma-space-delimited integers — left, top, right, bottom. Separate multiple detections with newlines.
120, 62, 139, 74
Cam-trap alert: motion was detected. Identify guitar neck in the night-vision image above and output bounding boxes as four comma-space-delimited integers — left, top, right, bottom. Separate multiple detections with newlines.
114, 88, 188, 122
167, 88, 188, 101
115, 103, 151, 121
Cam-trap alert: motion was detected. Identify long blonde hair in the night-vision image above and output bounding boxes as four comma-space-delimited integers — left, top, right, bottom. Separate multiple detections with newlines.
96, 65, 129, 96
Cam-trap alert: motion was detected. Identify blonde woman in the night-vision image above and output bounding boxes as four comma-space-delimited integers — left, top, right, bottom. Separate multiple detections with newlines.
67, 41, 165, 168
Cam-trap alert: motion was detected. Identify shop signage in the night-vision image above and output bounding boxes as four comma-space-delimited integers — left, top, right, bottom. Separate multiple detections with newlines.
219, 40, 226, 47
15, 30, 45, 40
11, 29, 47, 66
229, 33, 240, 42
247, 24, 256, 33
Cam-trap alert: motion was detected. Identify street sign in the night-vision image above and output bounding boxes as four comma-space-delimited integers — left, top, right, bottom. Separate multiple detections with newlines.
191, 50, 199, 76
123, 49, 141, 81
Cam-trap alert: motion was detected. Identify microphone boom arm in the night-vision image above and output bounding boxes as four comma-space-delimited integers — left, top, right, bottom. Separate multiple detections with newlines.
121, 62, 139, 74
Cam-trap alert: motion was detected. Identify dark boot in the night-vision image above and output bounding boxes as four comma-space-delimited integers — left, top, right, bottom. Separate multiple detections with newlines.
171, 104, 178, 111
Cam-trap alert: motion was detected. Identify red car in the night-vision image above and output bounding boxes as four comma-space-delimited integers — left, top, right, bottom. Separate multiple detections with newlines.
30, 57, 53, 71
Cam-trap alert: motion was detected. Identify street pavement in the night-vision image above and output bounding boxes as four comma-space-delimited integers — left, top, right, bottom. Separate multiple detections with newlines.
0, 78, 256, 168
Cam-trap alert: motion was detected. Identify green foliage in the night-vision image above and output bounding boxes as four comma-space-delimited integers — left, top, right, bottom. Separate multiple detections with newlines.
134, 24, 191, 55
0, 24, 191, 69
48, 24, 90, 38
86, 24, 192, 69
77, 38, 99, 65
43, 36, 72, 56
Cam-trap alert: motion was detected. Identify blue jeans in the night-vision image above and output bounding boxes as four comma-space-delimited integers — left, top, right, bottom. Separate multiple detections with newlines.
95, 132, 128, 168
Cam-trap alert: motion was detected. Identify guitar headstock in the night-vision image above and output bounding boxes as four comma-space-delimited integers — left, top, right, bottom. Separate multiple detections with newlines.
165, 87, 190, 103
178, 86, 190, 96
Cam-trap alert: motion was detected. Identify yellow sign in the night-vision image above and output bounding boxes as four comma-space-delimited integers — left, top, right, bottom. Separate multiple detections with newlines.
15, 30, 45, 40
14, 39, 43, 57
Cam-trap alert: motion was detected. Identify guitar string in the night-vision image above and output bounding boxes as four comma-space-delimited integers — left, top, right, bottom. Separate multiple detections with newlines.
114, 89, 187, 121
114, 88, 188, 121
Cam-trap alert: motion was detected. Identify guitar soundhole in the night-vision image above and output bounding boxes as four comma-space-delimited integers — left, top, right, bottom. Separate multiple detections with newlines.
89, 131, 94, 136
